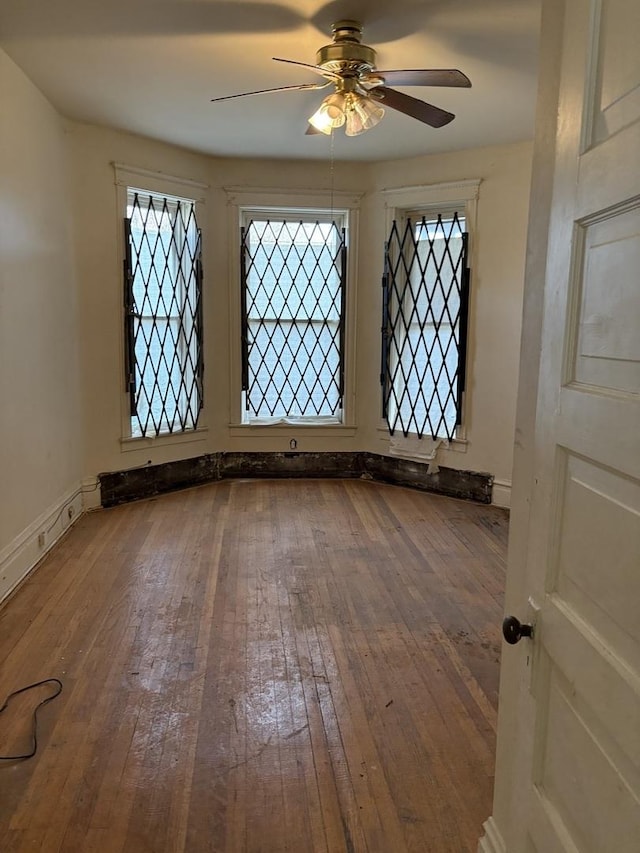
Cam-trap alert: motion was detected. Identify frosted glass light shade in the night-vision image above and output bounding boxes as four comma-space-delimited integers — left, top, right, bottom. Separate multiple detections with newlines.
345, 94, 385, 136
308, 93, 347, 134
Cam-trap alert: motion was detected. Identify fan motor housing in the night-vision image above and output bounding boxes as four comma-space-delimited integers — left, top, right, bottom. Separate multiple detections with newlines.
316, 20, 376, 76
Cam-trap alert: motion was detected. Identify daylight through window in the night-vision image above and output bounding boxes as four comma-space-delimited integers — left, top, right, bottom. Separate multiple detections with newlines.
240, 212, 346, 422
124, 189, 203, 438
382, 211, 470, 441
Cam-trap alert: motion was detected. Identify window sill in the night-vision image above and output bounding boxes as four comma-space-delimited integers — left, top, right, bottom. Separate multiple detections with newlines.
375, 425, 468, 453
121, 426, 209, 452
229, 424, 357, 439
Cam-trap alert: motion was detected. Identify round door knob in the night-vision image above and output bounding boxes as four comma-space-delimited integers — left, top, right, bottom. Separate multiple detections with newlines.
502, 615, 533, 645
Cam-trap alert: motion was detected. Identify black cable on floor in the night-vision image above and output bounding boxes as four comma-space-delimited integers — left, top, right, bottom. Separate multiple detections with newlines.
0, 678, 63, 761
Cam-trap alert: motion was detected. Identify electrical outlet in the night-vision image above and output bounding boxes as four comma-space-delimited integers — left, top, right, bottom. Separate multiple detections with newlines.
67, 505, 75, 520
38, 532, 46, 548
290, 438, 297, 450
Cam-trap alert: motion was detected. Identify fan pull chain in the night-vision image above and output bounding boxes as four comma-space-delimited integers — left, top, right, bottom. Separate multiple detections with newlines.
330, 128, 336, 226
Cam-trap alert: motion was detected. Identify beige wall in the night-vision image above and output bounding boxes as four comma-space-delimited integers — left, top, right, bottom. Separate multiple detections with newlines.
0, 52, 82, 562
69, 122, 532, 501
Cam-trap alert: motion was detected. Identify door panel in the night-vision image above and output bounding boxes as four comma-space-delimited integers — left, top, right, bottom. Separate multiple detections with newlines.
554, 454, 640, 662
592, 0, 640, 143
543, 597, 640, 767
533, 665, 640, 853
484, 1, 640, 851
572, 205, 640, 394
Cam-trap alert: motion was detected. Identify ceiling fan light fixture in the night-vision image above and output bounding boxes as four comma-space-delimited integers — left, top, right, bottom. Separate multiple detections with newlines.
213, 20, 471, 142
308, 92, 346, 134
344, 93, 385, 136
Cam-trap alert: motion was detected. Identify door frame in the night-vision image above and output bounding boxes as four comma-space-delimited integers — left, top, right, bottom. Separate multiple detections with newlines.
479, 1, 566, 849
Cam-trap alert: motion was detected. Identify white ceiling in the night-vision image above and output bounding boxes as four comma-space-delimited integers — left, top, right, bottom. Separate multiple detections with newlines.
0, 0, 541, 162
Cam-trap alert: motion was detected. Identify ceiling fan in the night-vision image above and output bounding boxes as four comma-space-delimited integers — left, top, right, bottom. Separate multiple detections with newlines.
211, 20, 471, 137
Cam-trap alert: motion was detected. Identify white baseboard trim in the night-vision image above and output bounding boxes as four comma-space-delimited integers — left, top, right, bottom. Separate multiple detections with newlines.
0, 481, 87, 605
492, 479, 512, 509
478, 816, 507, 853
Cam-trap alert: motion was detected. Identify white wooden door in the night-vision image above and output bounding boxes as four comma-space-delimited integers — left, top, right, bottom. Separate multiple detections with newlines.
483, 0, 640, 851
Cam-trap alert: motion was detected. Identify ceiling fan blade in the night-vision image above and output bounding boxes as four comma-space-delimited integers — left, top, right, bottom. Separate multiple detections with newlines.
211, 82, 330, 103
365, 69, 471, 88
374, 87, 455, 128
0, 1, 305, 37
272, 57, 340, 81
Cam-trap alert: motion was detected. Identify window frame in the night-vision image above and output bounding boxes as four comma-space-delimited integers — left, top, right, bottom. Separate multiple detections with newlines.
240, 209, 347, 424
384, 209, 468, 440
226, 188, 361, 435
114, 164, 209, 448
380, 179, 480, 445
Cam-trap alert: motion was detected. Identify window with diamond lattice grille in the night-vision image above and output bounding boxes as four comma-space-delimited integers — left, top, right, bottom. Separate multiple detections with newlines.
381, 211, 470, 441
240, 214, 346, 421
124, 189, 203, 438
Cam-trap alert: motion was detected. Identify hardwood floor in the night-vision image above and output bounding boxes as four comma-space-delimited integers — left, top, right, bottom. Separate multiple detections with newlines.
0, 479, 508, 852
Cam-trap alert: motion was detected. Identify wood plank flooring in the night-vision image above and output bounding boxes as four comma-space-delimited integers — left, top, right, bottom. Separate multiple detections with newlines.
0, 479, 508, 852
